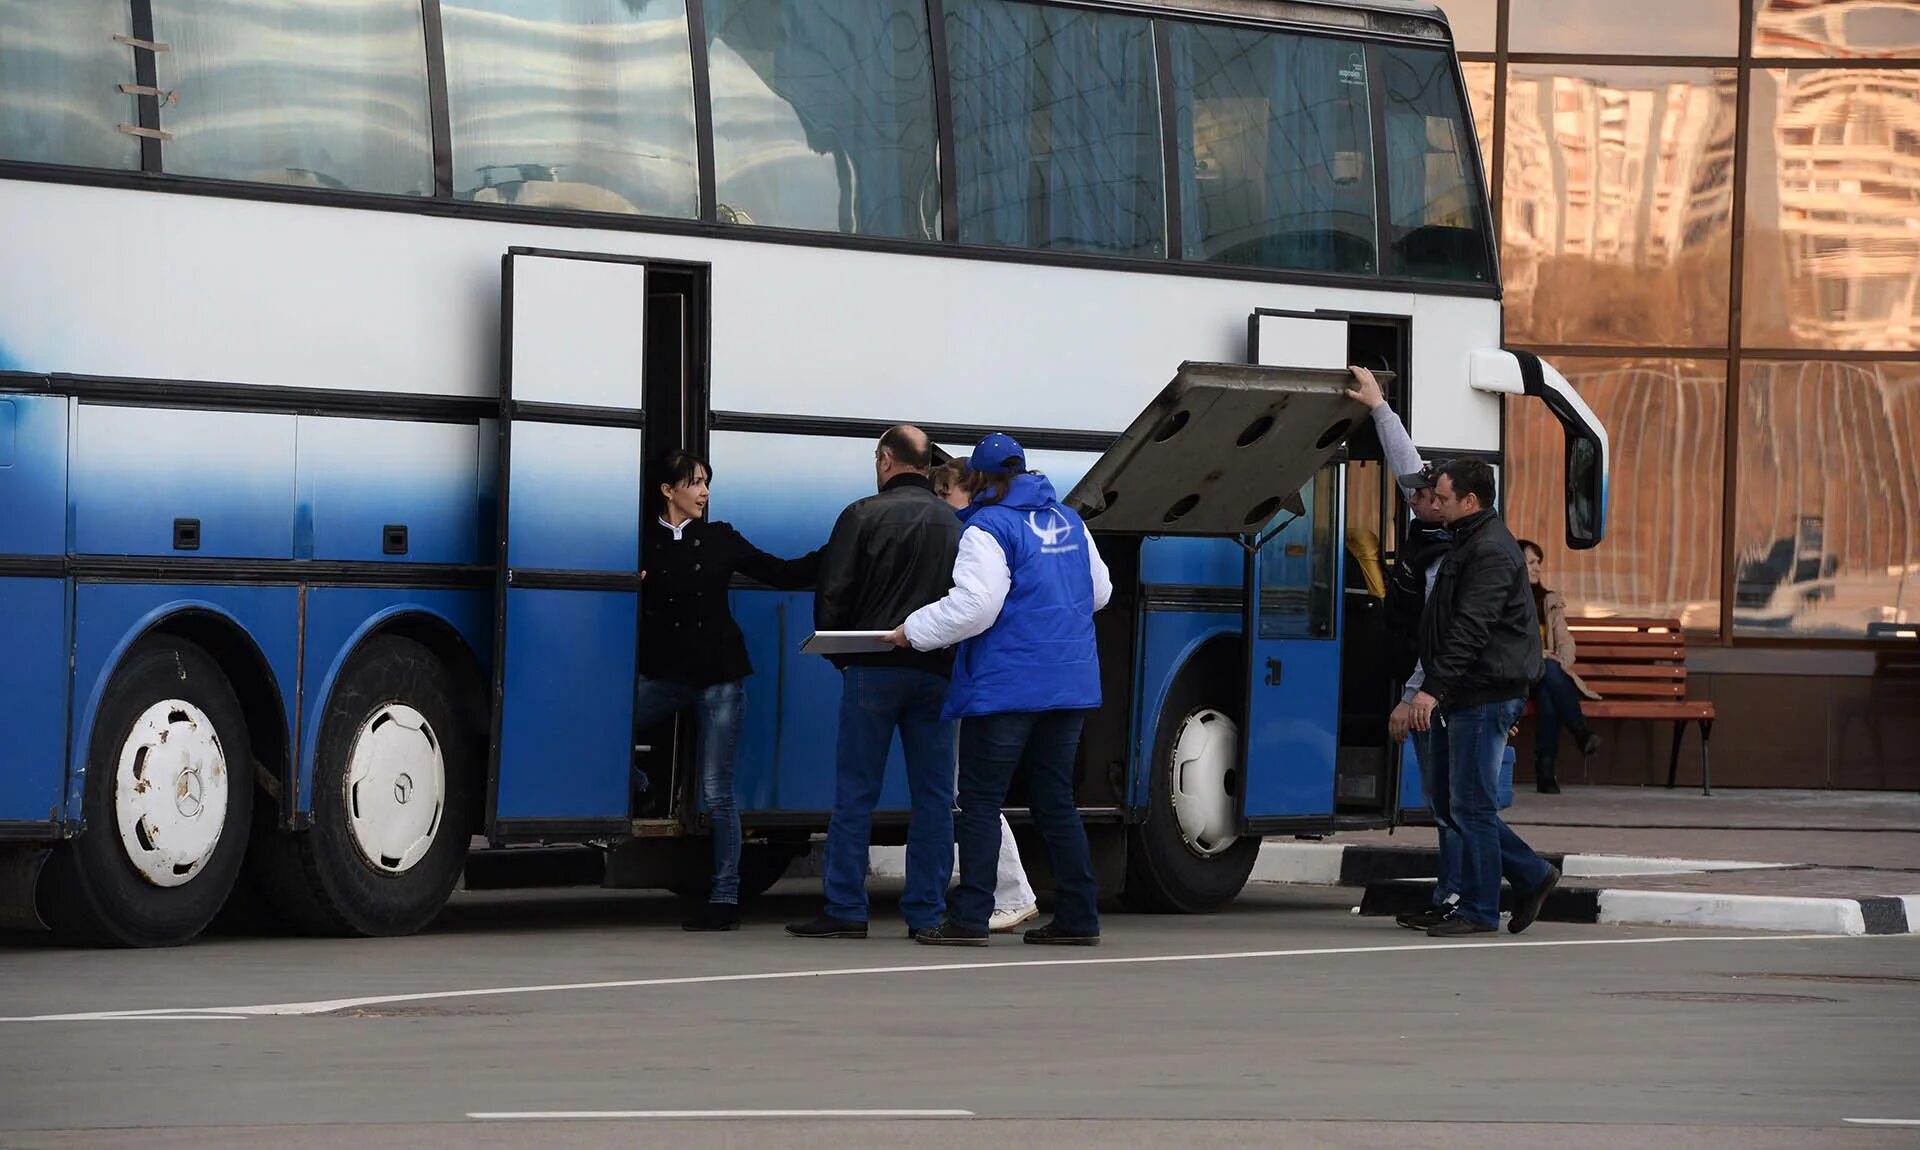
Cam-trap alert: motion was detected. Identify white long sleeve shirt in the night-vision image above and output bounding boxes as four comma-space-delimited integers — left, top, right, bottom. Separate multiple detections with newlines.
1369, 404, 1443, 704
903, 522, 1112, 651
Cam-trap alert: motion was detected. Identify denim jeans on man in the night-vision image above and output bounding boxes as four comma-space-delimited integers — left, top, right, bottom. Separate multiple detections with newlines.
825, 665, 956, 929
1530, 659, 1590, 760
949, 709, 1099, 934
1411, 733, 1464, 906
633, 675, 746, 904
1421, 697, 1552, 927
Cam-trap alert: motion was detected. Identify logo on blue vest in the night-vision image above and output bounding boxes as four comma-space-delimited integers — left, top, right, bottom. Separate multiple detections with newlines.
1027, 509, 1077, 553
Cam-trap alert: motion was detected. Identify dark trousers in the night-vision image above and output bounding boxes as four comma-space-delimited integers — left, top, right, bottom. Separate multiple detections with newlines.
1421, 698, 1552, 928
1530, 660, 1590, 760
823, 666, 956, 929
950, 709, 1099, 934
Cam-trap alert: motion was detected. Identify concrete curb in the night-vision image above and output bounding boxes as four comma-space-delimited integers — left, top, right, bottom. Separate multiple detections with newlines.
1263, 842, 1919, 936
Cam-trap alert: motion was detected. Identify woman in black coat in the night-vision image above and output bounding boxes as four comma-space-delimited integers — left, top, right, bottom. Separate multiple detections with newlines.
639, 450, 819, 931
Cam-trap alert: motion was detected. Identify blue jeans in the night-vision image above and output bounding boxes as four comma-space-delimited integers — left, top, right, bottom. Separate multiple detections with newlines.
824, 666, 956, 929
1530, 660, 1590, 760
951, 710, 1099, 934
633, 676, 745, 904
1424, 698, 1552, 928
1411, 729, 1463, 906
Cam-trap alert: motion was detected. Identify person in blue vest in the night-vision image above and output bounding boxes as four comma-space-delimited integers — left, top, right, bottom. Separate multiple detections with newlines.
885, 433, 1112, 946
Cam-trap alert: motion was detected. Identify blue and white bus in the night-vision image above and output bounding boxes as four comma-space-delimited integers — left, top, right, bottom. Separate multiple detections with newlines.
0, 0, 1606, 945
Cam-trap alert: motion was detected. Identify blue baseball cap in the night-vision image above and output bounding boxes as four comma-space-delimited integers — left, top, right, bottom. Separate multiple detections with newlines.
968, 432, 1026, 475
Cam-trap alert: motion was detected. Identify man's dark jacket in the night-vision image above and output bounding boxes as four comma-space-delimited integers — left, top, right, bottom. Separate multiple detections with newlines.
1384, 519, 1450, 685
814, 473, 961, 675
1416, 508, 1542, 712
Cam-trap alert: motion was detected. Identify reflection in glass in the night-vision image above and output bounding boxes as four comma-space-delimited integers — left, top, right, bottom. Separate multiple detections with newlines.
1741, 68, 1920, 350
1734, 361, 1920, 637
152, 0, 432, 194
0, 0, 138, 169
443, 0, 698, 218
1170, 24, 1377, 274
1511, 0, 1738, 56
1436, 0, 1499, 53
1504, 359, 1725, 632
1501, 64, 1737, 345
705, 0, 940, 238
1380, 45, 1493, 282
1461, 60, 1496, 191
1755, 0, 1920, 59
945, 0, 1163, 257
1259, 467, 1336, 639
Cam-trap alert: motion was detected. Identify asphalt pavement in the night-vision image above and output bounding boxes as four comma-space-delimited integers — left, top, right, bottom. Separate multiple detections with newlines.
2, 880, 1916, 1148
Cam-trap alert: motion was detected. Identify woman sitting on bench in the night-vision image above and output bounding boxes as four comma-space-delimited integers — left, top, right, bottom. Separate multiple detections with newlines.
1519, 540, 1603, 793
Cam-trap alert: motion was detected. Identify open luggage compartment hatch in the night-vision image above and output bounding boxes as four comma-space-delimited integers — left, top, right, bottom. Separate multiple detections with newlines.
1066, 362, 1366, 537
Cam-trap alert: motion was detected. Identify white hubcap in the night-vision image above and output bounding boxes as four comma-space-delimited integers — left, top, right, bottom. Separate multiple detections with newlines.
1169, 708, 1241, 857
114, 700, 229, 888
345, 704, 444, 874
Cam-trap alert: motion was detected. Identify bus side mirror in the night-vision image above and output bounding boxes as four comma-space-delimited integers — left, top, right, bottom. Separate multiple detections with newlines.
1469, 349, 1610, 551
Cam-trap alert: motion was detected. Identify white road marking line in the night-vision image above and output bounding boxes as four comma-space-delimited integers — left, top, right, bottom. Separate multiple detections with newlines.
1844, 1118, 1920, 1126
468, 1110, 974, 1120
0, 932, 1847, 1023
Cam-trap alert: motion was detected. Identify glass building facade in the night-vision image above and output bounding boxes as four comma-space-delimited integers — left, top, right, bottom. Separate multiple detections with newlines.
1446, 0, 1919, 787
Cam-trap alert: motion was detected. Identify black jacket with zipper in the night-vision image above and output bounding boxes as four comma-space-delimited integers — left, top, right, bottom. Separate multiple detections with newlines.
1416, 508, 1543, 713
638, 517, 821, 687
814, 473, 961, 675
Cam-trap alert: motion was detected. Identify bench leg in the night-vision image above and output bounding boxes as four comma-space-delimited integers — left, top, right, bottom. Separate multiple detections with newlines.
1699, 718, 1714, 796
1666, 720, 1687, 789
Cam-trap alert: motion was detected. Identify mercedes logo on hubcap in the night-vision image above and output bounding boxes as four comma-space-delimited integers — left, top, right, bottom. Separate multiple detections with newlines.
175, 767, 205, 818
394, 773, 414, 804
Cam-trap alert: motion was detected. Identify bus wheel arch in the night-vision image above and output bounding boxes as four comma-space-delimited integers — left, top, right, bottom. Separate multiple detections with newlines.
252, 627, 480, 937
41, 624, 265, 947
1123, 634, 1260, 913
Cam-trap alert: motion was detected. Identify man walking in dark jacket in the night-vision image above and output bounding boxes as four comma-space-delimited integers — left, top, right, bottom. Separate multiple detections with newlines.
1408, 459, 1560, 937
788, 425, 963, 940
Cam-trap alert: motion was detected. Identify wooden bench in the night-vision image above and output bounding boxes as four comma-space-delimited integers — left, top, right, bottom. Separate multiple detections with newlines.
1561, 617, 1717, 795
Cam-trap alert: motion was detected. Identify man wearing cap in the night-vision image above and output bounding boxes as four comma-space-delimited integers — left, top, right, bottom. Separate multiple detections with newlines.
1346, 367, 1463, 930
788, 425, 964, 941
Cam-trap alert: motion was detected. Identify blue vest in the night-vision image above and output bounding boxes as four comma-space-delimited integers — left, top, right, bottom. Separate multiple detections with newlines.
944, 474, 1102, 719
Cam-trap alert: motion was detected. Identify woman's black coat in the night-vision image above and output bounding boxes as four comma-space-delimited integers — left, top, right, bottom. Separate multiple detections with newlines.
638, 517, 820, 686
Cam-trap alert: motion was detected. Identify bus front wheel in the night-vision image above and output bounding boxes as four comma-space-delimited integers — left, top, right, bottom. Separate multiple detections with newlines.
41, 636, 254, 947
1122, 673, 1259, 913
255, 635, 475, 936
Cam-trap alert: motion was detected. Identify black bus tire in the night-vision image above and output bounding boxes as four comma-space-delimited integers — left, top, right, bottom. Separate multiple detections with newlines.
1122, 669, 1260, 913
256, 635, 474, 937
41, 636, 254, 947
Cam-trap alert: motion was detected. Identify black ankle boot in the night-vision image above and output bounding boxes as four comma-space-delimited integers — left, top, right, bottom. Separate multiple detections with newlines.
1534, 756, 1561, 794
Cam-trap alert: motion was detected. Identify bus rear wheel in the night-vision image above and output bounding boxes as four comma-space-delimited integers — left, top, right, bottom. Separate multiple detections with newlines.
41, 636, 254, 947
1123, 674, 1260, 913
255, 635, 475, 937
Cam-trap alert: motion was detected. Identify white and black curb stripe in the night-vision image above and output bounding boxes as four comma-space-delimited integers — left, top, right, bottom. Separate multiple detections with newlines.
1356, 879, 1918, 936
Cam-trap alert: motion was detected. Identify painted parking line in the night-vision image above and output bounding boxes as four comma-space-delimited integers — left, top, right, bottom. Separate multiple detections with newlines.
468, 1109, 974, 1120
0, 932, 1849, 1024
1843, 1118, 1920, 1126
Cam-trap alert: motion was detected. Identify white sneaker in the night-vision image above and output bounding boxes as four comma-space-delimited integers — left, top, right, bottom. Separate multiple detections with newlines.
989, 903, 1039, 932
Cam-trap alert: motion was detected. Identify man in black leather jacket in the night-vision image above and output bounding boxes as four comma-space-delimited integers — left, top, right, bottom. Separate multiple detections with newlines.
1407, 459, 1560, 937
788, 425, 964, 941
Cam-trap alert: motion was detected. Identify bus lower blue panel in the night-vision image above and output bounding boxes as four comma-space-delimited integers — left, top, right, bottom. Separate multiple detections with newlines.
0, 579, 69, 823
0, 393, 67, 555
504, 423, 642, 573
1131, 610, 1239, 809
495, 588, 635, 821
1242, 637, 1340, 819
299, 587, 492, 814
1140, 536, 1242, 586
69, 584, 300, 819
731, 589, 915, 814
